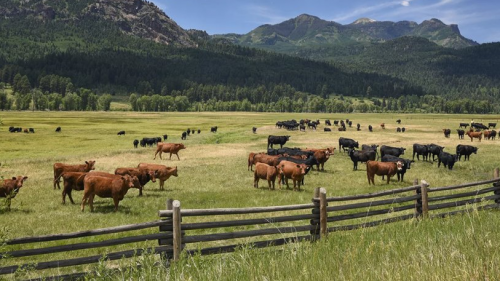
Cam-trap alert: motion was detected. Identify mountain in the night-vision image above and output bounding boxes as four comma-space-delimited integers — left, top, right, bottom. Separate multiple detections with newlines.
215, 14, 478, 51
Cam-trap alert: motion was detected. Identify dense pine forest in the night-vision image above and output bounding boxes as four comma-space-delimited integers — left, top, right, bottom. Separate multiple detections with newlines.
0, 0, 499, 113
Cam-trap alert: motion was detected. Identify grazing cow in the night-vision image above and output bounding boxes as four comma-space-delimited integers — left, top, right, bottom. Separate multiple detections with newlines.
198, 129, 201, 134
181, 132, 187, 140
457, 129, 465, 139
348, 148, 376, 170
60, 172, 87, 204
368, 125, 373, 132
338, 127, 346, 131
443, 129, 451, 138
81, 174, 140, 212
396, 119, 401, 124
456, 145, 478, 161
333, 120, 339, 126
380, 123, 385, 129
53, 161, 96, 190
117, 131, 125, 135
324, 128, 331, 132
366, 160, 403, 185
325, 120, 331, 126
142, 137, 160, 147
277, 161, 307, 191
187, 128, 191, 136
55, 126, 61, 132
211, 126, 218, 133
163, 134, 168, 141
137, 164, 178, 190
29, 128, 35, 133
154, 142, 186, 160
267, 135, 290, 149
339, 137, 359, 153
381, 155, 413, 182
380, 145, 405, 158
466, 130, 482, 142
437, 151, 458, 170
357, 123, 361, 131
402, 127, 406, 133
459, 123, 469, 129
488, 123, 497, 128
1, 176, 28, 211
300, 125, 306, 132
396, 127, 401, 133
115, 167, 158, 196
412, 144, 429, 161
254, 163, 280, 190
252, 127, 257, 133
427, 144, 444, 161
133, 139, 139, 148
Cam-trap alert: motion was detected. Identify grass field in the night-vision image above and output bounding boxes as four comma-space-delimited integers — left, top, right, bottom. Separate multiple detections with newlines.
1, 111, 500, 280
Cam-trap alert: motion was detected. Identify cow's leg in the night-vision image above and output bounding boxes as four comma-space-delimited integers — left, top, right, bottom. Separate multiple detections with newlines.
169, 153, 173, 160
285, 177, 290, 190
176, 153, 180, 160
138, 185, 143, 196
160, 180, 165, 190
277, 174, 282, 190
81, 193, 89, 212
254, 175, 259, 188
113, 197, 119, 212
386, 175, 391, 184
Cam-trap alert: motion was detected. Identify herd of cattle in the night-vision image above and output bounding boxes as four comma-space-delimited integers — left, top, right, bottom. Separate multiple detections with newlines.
275, 119, 407, 134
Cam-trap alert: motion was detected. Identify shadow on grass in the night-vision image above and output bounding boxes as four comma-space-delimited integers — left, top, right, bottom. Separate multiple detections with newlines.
0, 208, 34, 214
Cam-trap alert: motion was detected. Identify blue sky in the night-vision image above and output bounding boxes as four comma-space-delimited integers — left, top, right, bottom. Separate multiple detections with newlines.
151, 0, 499, 44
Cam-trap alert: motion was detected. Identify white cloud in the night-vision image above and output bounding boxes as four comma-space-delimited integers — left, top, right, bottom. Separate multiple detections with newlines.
332, 1, 402, 23
245, 4, 288, 24
401, 1, 410, 7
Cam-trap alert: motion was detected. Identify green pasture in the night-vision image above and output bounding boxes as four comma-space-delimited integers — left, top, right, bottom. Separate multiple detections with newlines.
1, 111, 500, 280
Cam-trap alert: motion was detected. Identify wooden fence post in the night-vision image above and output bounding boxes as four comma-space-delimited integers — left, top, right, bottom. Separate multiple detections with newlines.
493, 168, 500, 205
319, 188, 328, 238
310, 188, 321, 240
172, 200, 182, 261
420, 180, 429, 218
413, 179, 421, 217
159, 199, 173, 262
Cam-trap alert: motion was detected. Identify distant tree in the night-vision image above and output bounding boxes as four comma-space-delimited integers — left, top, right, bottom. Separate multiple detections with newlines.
98, 94, 112, 111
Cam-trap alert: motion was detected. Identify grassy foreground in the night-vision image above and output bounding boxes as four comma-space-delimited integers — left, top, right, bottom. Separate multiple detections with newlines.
1, 111, 500, 280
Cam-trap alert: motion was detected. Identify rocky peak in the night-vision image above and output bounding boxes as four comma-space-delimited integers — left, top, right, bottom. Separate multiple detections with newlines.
352, 18, 377, 24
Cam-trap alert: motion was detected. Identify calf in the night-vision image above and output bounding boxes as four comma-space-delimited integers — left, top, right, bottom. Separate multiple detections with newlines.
366, 160, 403, 185
456, 144, 478, 161
254, 163, 280, 190
412, 144, 429, 161
443, 129, 451, 138
81, 174, 141, 212
115, 167, 158, 196
154, 142, 186, 160
348, 149, 376, 170
437, 151, 458, 170
117, 131, 125, 135
457, 129, 464, 139
277, 161, 307, 191
466, 130, 482, 142
133, 139, 139, 148
53, 161, 96, 189
1, 176, 28, 211
380, 145, 405, 158
137, 164, 178, 190
60, 172, 87, 204
381, 155, 413, 182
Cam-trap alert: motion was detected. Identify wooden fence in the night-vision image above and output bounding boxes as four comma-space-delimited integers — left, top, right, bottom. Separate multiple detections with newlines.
2, 169, 500, 279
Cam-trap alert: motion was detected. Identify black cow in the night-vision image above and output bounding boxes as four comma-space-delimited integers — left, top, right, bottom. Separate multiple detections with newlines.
402, 127, 406, 133
268, 147, 313, 158
488, 123, 497, 128
300, 125, 306, 132
163, 134, 168, 141
325, 120, 331, 126
211, 126, 218, 133
117, 130, 125, 136
140, 139, 146, 147
490, 130, 497, 140
198, 129, 201, 134
457, 129, 465, 139
381, 155, 413, 182
396, 127, 401, 133
396, 119, 401, 124
456, 144, 478, 161
181, 132, 187, 140
187, 128, 191, 136
348, 121, 352, 128
380, 145, 406, 158
339, 137, 359, 152
142, 137, 159, 147
268, 135, 290, 149
252, 127, 257, 133
29, 128, 35, 133
459, 123, 469, 129
356, 123, 360, 131
443, 129, 451, 138
55, 126, 61, 132
307, 122, 317, 130
472, 123, 488, 130
427, 144, 444, 161
348, 148, 376, 170
368, 125, 373, 132
412, 144, 429, 161
324, 128, 331, 132
133, 139, 139, 148
438, 151, 458, 170
362, 144, 379, 152
333, 120, 339, 126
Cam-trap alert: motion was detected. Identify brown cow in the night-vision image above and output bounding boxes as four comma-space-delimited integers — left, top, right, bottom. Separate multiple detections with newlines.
466, 130, 482, 142
81, 174, 140, 212
277, 161, 307, 191
305, 147, 335, 171
253, 154, 282, 167
1, 176, 28, 211
380, 123, 385, 129
53, 161, 96, 189
60, 172, 87, 204
366, 160, 403, 185
483, 130, 491, 140
253, 163, 280, 190
248, 152, 264, 171
137, 163, 178, 190
114, 167, 158, 196
154, 143, 186, 160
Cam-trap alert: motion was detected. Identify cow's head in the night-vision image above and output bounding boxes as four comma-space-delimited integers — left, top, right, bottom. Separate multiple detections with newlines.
286, 136, 291, 141
296, 164, 307, 175
12, 176, 28, 193
396, 161, 404, 171
85, 161, 96, 171
473, 147, 478, 154
399, 148, 406, 155
178, 144, 186, 149
171, 166, 179, 177
148, 170, 158, 183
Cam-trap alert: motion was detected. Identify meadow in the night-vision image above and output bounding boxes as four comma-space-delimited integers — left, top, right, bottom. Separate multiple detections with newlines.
1, 111, 500, 280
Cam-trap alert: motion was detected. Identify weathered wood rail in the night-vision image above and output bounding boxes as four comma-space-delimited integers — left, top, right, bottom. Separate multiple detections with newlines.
2, 169, 499, 279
